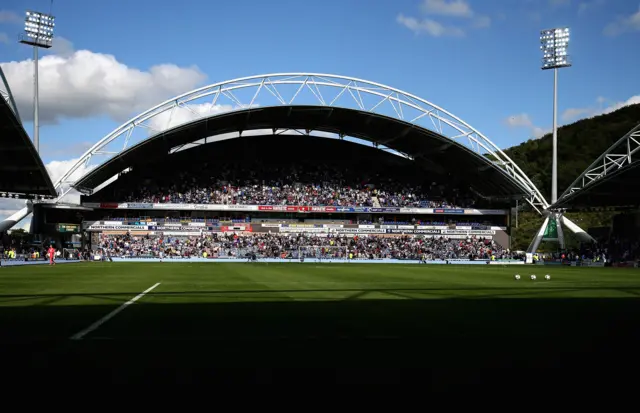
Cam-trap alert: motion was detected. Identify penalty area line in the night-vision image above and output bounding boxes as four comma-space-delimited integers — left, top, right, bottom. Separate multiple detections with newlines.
69, 282, 161, 340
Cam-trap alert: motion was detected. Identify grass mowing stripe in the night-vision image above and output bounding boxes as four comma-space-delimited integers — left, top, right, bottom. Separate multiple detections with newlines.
69, 282, 161, 340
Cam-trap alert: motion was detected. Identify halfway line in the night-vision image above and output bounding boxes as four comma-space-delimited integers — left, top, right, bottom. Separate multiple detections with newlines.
70, 282, 161, 340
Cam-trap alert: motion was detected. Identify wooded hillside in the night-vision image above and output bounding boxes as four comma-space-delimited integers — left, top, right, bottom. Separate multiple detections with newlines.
502, 103, 640, 200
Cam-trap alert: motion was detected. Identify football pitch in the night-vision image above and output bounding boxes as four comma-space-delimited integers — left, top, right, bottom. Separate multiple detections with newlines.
1, 262, 640, 381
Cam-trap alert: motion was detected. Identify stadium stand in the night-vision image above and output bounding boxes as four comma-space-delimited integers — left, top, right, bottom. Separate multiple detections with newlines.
97, 232, 511, 261
73, 106, 529, 200
82, 135, 498, 209
0, 67, 56, 197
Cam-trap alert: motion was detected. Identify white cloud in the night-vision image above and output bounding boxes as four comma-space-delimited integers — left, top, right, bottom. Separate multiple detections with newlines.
504, 113, 550, 139
420, 0, 473, 17
396, 14, 465, 37
0, 32, 8, 44
562, 95, 640, 122
397, 0, 490, 37
603, 6, 640, 36
0, 40, 206, 124
0, 10, 21, 24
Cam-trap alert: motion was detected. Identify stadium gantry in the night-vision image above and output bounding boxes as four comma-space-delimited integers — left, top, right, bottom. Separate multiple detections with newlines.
0, 72, 589, 241
552, 123, 640, 209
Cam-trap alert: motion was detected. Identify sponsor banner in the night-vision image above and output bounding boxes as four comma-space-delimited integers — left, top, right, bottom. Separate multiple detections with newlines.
441, 229, 496, 235
386, 229, 442, 235
416, 226, 446, 230
380, 225, 396, 229
399, 208, 428, 213
100, 203, 120, 209
322, 224, 344, 228
87, 225, 149, 231
219, 225, 250, 232
148, 226, 201, 231
261, 223, 282, 228
164, 223, 182, 227
282, 224, 315, 228
127, 203, 153, 209
103, 221, 123, 226
279, 227, 328, 233
336, 207, 355, 212
358, 225, 376, 229
188, 222, 206, 227
490, 226, 507, 231
434, 208, 464, 214
456, 226, 472, 230
397, 225, 414, 230
368, 207, 400, 213
329, 228, 387, 234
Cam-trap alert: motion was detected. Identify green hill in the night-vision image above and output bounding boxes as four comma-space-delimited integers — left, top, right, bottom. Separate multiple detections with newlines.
502, 103, 640, 200
500, 103, 640, 250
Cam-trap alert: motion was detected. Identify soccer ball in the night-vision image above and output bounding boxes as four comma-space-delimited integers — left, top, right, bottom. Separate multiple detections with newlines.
530, 274, 537, 280
545, 274, 551, 280
514, 274, 521, 280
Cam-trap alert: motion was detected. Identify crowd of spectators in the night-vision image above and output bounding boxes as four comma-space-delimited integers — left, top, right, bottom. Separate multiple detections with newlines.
98, 232, 509, 261
96, 162, 475, 208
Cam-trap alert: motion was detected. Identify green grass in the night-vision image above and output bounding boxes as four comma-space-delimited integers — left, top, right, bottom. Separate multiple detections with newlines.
1, 262, 640, 377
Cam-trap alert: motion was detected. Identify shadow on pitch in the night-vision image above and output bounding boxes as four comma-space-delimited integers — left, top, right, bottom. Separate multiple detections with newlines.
2, 284, 640, 305
0, 294, 639, 370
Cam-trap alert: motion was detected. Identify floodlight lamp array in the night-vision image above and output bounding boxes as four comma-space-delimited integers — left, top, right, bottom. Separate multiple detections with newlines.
23, 10, 55, 46
540, 27, 571, 70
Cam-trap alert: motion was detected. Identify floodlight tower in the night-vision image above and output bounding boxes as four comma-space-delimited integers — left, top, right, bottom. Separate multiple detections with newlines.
540, 27, 571, 203
19, 10, 55, 154
527, 28, 572, 255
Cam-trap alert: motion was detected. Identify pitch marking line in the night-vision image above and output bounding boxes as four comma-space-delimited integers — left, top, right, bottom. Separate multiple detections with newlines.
70, 282, 161, 340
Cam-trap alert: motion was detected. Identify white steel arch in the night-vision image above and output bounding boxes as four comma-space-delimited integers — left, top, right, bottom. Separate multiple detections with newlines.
54, 73, 549, 211
555, 123, 640, 205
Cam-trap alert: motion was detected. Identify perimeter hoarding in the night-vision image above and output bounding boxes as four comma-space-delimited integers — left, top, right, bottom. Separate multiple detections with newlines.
81, 202, 507, 215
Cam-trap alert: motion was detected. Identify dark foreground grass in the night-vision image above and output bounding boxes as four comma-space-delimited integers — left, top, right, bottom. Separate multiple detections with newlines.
1, 262, 639, 384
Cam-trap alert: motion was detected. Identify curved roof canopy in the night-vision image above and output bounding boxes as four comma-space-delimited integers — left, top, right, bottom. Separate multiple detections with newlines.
553, 123, 640, 209
74, 105, 529, 199
0, 81, 56, 197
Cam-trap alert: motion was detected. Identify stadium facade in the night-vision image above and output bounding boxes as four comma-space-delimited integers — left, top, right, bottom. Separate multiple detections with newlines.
0, 73, 594, 256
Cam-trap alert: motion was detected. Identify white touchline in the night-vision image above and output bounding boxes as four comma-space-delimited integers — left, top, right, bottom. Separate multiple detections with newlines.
70, 282, 161, 340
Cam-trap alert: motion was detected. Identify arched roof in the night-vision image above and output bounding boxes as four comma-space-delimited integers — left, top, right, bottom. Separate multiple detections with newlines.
0, 66, 56, 197
74, 106, 528, 199
54, 73, 548, 211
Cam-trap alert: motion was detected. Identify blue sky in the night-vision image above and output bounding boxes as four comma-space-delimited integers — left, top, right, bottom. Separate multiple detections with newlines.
0, 0, 639, 218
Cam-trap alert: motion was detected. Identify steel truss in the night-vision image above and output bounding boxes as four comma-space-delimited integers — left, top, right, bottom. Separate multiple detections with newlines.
0, 66, 21, 122
50, 73, 549, 211
556, 123, 640, 204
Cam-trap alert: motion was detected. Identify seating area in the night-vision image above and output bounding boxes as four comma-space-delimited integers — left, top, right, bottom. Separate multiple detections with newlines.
98, 232, 508, 261
87, 161, 477, 208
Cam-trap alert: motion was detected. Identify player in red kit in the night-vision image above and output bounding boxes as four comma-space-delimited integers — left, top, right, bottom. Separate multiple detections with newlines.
48, 245, 56, 266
